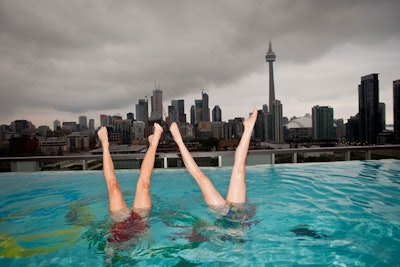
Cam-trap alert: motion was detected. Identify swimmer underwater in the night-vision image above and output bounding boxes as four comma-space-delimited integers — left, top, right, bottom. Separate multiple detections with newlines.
97, 123, 163, 243
169, 107, 258, 228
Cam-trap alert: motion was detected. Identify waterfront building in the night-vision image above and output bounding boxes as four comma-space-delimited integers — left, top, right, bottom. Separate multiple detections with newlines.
394, 80, 400, 143
358, 73, 380, 144
312, 105, 334, 141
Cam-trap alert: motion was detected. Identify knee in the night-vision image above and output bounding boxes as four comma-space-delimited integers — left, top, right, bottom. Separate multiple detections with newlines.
137, 176, 151, 190
107, 179, 121, 193
233, 164, 246, 176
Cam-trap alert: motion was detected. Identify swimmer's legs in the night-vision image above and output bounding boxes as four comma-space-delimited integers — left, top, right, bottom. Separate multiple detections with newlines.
98, 127, 127, 212
170, 122, 226, 206
226, 107, 258, 204
132, 123, 163, 212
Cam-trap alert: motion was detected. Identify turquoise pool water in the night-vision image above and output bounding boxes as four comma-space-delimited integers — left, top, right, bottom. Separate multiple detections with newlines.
1, 160, 399, 266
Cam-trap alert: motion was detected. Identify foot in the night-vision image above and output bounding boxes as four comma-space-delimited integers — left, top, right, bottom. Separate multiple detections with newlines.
243, 107, 258, 130
97, 127, 109, 148
169, 122, 183, 143
148, 123, 163, 147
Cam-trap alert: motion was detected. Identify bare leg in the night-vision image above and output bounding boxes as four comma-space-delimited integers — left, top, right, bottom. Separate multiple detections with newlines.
170, 122, 226, 206
132, 123, 163, 212
226, 107, 258, 204
98, 127, 127, 212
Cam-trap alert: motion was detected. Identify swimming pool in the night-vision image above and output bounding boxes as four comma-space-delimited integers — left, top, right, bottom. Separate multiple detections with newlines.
1, 159, 399, 266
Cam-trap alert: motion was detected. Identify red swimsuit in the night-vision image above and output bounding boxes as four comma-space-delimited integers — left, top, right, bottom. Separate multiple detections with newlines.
108, 211, 149, 243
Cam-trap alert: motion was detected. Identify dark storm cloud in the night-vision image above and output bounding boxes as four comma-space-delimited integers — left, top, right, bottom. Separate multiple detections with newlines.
0, 0, 399, 125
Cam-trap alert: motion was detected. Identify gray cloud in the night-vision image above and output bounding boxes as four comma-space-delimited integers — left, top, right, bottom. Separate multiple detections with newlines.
1, 0, 399, 126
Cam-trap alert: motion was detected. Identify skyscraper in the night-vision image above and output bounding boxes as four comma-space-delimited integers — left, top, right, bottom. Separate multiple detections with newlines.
151, 89, 163, 120
136, 99, 149, 126
89, 119, 95, 132
267, 100, 283, 144
79, 116, 88, 129
194, 99, 202, 124
169, 99, 186, 123
394, 80, 400, 144
202, 91, 210, 122
312, 105, 334, 140
378, 102, 386, 132
53, 119, 61, 131
194, 91, 210, 124
358, 73, 380, 144
127, 112, 134, 121
212, 105, 222, 122
100, 114, 108, 127
265, 41, 276, 110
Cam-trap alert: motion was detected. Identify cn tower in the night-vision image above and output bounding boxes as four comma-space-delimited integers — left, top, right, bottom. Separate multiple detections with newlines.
265, 41, 276, 110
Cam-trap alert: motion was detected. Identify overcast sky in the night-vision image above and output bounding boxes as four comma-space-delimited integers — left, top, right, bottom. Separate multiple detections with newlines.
1, 0, 399, 128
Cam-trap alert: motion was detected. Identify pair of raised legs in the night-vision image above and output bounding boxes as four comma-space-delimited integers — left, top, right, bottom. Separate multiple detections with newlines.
97, 123, 163, 218
170, 107, 258, 208
98, 107, 258, 216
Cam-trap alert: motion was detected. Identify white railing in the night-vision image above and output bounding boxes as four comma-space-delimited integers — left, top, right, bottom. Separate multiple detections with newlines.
1, 145, 400, 172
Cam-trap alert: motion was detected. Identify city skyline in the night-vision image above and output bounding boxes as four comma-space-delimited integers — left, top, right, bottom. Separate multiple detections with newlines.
1, 1, 399, 127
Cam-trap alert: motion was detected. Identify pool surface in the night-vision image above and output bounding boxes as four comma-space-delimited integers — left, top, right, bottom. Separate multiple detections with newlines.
1, 160, 400, 266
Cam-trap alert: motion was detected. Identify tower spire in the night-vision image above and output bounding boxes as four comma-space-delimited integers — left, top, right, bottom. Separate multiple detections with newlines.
265, 41, 276, 110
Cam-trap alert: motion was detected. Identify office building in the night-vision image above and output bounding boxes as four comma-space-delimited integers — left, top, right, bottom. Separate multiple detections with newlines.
358, 73, 380, 144
89, 119, 95, 132
100, 114, 108, 127
394, 80, 400, 143
133, 121, 145, 140
194, 91, 210, 125
53, 120, 61, 131
168, 99, 186, 123
127, 112, 134, 121
312, 105, 334, 140
79, 116, 88, 129
266, 100, 283, 144
150, 89, 163, 120
114, 119, 132, 145
190, 105, 195, 126
379, 102, 386, 132
212, 105, 222, 122
136, 99, 149, 126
